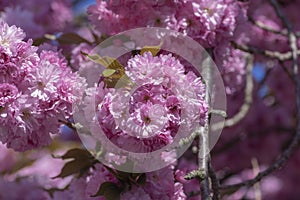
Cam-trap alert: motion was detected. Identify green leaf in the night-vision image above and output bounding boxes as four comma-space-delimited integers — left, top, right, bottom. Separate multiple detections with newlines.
140, 40, 163, 56
103, 69, 116, 77
91, 182, 121, 200
113, 74, 133, 89
80, 52, 125, 70
81, 52, 131, 88
84, 54, 123, 70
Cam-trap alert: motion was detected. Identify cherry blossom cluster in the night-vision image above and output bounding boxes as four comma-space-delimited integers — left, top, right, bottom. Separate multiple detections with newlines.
88, 0, 239, 48
0, 0, 300, 199
0, 21, 85, 151
87, 0, 248, 95
95, 52, 207, 153
0, 0, 72, 39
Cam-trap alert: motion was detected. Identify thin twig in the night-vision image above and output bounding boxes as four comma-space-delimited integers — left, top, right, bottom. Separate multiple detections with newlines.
187, 190, 201, 198
201, 174, 211, 200
232, 41, 300, 61
187, 160, 220, 200
184, 168, 205, 180
212, 126, 293, 156
269, 0, 292, 31
199, 125, 212, 200
209, 109, 227, 118
208, 162, 220, 200
199, 53, 214, 200
58, 119, 76, 130
212, 55, 254, 131
249, 17, 300, 38
199, 125, 210, 172
179, 109, 227, 147
179, 130, 200, 147
251, 158, 262, 200
220, 0, 300, 193
185, 52, 214, 199
249, 17, 287, 35
220, 129, 300, 192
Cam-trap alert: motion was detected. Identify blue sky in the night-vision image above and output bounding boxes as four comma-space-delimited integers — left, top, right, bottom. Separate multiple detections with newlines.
72, 0, 96, 15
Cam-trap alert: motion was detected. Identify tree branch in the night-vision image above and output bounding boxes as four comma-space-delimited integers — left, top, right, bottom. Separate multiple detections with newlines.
212, 126, 293, 156
58, 119, 76, 130
208, 162, 220, 200
249, 16, 300, 37
184, 52, 215, 199
212, 55, 254, 131
249, 17, 287, 35
232, 41, 300, 61
219, 0, 300, 193
251, 158, 262, 200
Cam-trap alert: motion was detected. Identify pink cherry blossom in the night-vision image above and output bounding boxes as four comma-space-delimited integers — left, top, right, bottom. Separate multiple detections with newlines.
0, 22, 86, 151
96, 52, 207, 153
0, 0, 73, 39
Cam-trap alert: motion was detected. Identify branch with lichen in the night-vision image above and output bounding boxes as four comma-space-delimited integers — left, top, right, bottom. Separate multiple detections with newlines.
212, 55, 254, 131
184, 52, 220, 199
231, 41, 300, 61
249, 16, 300, 37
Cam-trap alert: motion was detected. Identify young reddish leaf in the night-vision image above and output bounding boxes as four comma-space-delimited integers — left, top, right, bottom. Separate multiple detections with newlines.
53, 148, 96, 179
53, 159, 92, 178
57, 33, 91, 45
33, 37, 49, 46
91, 182, 121, 200
60, 148, 92, 160
115, 171, 131, 182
